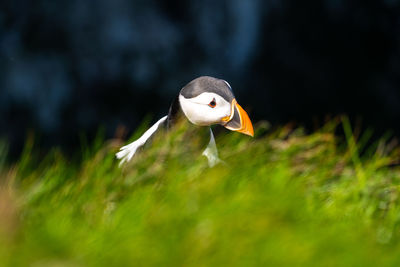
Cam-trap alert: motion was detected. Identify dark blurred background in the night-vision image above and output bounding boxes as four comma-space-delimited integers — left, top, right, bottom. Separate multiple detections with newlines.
1, 0, 400, 157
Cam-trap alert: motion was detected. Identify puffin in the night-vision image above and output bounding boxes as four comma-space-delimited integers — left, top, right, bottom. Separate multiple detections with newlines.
116, 76, 254, 167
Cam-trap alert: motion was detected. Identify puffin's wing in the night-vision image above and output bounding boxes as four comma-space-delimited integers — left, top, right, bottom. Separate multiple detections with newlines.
202, 129, 222, 167
116, 115, 168, 166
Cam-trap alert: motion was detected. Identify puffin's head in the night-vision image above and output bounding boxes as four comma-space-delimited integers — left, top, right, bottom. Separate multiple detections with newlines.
179, 76, 254, 137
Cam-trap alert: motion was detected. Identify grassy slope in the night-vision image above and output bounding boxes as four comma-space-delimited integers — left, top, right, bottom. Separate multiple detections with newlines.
1, 119, 400, 266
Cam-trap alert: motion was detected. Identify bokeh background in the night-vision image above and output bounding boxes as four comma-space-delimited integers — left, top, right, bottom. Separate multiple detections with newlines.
1, 0, 400, 156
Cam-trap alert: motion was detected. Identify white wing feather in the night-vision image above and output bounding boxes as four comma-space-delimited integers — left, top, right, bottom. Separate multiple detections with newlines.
202, 129, 221, 167
116, 116, 168, 166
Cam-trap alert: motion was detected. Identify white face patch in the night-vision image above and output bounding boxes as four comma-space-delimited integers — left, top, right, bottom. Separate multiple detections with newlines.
179, 92, 232, 126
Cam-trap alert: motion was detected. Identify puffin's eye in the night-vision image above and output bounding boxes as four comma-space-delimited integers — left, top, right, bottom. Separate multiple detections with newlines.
208, 98, 216, 108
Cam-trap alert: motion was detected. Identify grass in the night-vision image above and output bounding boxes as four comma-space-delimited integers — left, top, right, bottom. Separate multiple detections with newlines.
1, 118, 400, 266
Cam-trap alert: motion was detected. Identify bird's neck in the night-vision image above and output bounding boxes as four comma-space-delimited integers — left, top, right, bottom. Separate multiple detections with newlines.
166, 95, 184, 129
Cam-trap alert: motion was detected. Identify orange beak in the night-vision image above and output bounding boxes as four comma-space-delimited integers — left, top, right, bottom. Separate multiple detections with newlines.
223, 99, 254, 137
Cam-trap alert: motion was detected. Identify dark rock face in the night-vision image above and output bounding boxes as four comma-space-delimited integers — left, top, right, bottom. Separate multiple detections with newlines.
1, 0, 400, 156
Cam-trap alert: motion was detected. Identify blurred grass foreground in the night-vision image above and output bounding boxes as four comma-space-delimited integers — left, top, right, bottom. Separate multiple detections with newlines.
1, 118, 400, 266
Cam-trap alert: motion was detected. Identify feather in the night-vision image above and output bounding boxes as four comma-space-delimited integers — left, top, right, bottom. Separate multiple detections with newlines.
202, 129, 222, 167
116, 115, 167, 166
